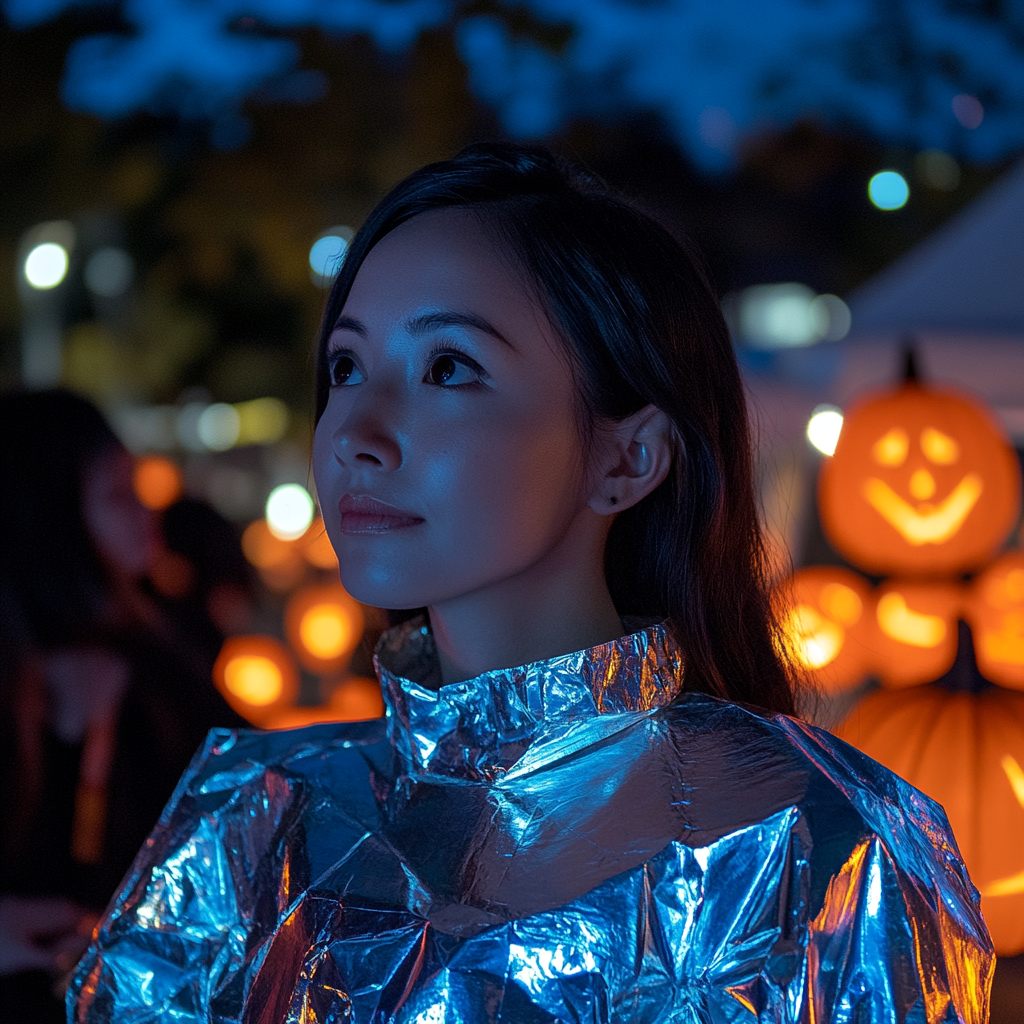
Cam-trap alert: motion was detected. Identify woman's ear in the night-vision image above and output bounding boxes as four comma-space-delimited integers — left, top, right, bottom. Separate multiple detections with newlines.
588, 404, 675, 515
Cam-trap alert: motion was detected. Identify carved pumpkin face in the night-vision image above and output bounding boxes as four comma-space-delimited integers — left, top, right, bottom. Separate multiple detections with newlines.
865, 581, 962, 688
836, 686, 1024, 955
819, 384, 1020, 576
966, 552, 1024, 691
777, 567, 872, 693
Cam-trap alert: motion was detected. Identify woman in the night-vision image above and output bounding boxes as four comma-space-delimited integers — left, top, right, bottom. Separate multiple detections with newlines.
70, 145, 991, 1022
0, 390, 242, 1022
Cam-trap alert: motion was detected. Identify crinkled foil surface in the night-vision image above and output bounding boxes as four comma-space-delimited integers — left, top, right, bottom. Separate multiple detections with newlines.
70, 621, 992, 1023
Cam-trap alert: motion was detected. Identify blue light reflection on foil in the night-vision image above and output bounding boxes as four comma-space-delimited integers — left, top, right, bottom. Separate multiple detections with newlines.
70, 620, 992, 1022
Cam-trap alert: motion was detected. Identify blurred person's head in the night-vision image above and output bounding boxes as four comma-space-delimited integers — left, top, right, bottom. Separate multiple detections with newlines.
0, 389, 158, 649
157, 497, 256, 640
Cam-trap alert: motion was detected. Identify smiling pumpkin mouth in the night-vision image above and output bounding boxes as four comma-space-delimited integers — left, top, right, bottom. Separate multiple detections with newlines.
863, 473, 984, 545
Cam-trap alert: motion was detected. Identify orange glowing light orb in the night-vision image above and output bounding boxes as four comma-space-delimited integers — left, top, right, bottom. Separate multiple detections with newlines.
819, 383, 1020, 576
212, 635, 299, 726
285, 583, 364, 673
241, 519, 306, 591
133, 455, 183, 511
836, 685, 1024, 955
776, 566, 872, 693
967, 552, 1024, 690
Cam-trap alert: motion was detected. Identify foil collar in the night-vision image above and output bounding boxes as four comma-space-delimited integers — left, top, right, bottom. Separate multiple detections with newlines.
378, 617, 684, 781
70, 619, 992, 1023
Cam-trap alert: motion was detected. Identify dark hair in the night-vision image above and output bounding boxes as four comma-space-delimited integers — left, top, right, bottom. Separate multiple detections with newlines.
0, 388, 122, 649
314, 143, 795, 716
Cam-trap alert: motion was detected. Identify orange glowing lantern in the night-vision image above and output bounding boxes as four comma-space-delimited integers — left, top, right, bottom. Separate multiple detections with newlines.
212, 635, 299, 727
836, 686, 1024, 955
133, 455, 183, 511
966, 552, 1024, 691
777, 567, 873, 693
819, 384, 1020, 577
284, 582, 364, 674
865, 580, 963, 689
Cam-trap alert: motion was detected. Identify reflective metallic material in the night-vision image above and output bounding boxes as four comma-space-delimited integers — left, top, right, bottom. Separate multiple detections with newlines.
70, 620, 992, 1022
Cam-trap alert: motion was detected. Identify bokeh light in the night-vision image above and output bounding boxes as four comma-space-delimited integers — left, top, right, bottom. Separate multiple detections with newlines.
266, 483, 315, 540
235, 397, 290, 446
868, 171, 909, 210
84, 246, 134, 297
197, 402, 241, 450
225, 655, 283, 705
132, 455, 184, 510
24, 242, 69, 289
952, 94, 984, 130
916, 150, 960, 191
807, 406, 844, 456
735, 284, 851, 349
301, 604, 351, 659
212, 635, 299, 724
309, 226, 353, 285
285, 582, 364, 673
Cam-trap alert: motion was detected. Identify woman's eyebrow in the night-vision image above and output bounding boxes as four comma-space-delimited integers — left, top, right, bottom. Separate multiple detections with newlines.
331, 315, 366, 337
406, 310, 514, 349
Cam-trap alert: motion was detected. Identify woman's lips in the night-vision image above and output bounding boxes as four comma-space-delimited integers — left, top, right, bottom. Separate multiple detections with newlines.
338, 494, 424, 535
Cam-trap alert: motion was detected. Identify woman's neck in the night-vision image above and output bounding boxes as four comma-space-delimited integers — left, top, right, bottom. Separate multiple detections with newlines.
426, 544, 624, 686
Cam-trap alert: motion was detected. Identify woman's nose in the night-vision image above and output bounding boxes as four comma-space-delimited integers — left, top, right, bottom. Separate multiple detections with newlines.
331, 395, 402, 472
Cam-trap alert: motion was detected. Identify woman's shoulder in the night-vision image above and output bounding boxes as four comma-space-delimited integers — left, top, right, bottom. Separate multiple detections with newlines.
656, 691, 974, 895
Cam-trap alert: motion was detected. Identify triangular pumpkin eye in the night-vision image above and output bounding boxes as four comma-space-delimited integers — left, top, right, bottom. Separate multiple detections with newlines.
872, 427, 909, 466
921, 427, 960, 464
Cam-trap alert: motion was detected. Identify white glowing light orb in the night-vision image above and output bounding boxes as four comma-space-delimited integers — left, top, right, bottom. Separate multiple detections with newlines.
24, 243, 70, 289
868, 171, 909, 211
807, 406, 844, 457
197, 402, 241, 451
266, 483, 315, 540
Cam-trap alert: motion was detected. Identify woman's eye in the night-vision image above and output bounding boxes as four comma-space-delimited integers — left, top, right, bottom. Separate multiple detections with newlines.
425, 354, 482, 387
330, 355, 364, 387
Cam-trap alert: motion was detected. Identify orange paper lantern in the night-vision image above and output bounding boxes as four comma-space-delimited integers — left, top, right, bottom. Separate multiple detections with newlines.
819, 384, 1020, 577
836, 686, 1024, 955
966, 552, 1024, 691
284, 582, 364, 674
866, 580, 963, 689
777, 566, 873, 693
212, 634, 299, 727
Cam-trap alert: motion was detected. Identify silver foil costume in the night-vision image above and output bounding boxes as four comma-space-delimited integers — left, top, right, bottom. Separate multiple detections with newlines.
70, 620, 992, 1022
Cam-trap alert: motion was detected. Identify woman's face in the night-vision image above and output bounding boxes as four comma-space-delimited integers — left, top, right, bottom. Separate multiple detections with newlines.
82, 446, 158, 579
313, 209, 596, 611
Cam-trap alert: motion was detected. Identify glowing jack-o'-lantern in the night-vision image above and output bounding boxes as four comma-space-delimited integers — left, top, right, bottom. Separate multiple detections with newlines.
819, 384, 1020, 577
777, 567, 873, 692
966, 552, 1024, 691
836, 686, 1024, 955
867, 581, 963, 689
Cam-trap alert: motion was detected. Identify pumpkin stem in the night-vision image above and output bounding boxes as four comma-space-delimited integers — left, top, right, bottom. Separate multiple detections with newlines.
901, 342, 920, 384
